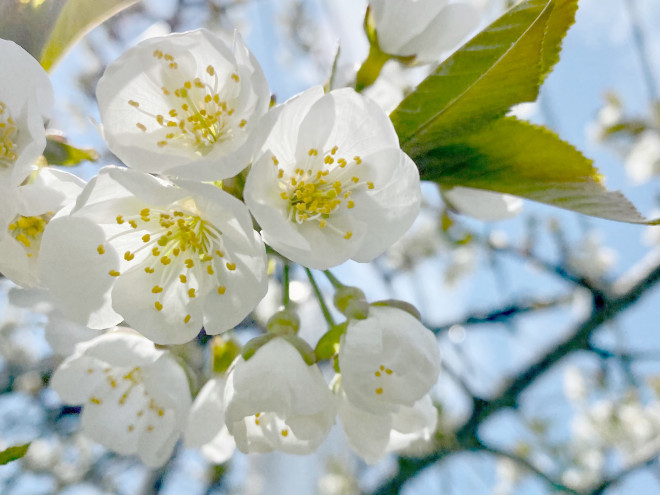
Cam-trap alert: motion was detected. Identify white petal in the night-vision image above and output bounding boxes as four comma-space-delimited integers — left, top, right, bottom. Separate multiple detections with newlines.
112, 262, 204, 345
81, 330, 164, 367
199, 427, 236, 464
442, 186, 523, 221
296, 88, 399, 164
39, 215, 123, 329
371, 0, 449, 55
387, 395, 437, 454
0, 235, 33, 286
17, 168, 85, 216
337, 389, 392, 465
339, 306, 440, 414
0, 38, 54, 118
259, 87, 325, 166
184, 377, 226, 448
50, 355, 108, 404
350, 148, 421, 262
44, 312, 100, 356
400, 3, 480, 62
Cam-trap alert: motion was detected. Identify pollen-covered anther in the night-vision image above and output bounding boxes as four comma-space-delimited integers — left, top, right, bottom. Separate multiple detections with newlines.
275, 146, 375, 238
0, 102, 18, 168
125, 55, 243, 154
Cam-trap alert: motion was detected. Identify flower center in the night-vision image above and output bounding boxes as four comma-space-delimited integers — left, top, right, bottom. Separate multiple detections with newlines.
128, 50, 245, 155
87, 365, 167, 434
373, 363, 394, 395
252, 411, 290, 438
0, 102, 18, 169
99, 199, 234, 321
8, 213, 51, 257
275, 146, 374, 240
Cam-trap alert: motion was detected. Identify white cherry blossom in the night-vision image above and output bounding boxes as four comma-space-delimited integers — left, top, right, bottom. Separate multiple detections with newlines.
338, 305, 440, 415
244, 87, 421, 269
224, 337, 336, 454
96, 29, 270, 180
442, 186, 523, 221
337, 389, 437, 464
369, 0, 479, 63
40, 166, 268, 344
184, 376, 236, 463
625, 130, 660, 184
0, 38, 54, 187
0, 168, 85, 288
50, 330, 192, 467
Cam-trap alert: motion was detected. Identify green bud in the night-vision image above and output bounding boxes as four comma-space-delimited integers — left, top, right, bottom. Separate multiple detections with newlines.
241, 334, 316, 366
241, 334, 275, 361
333, 286, 369, 320
314, 321, 348, 361
266, 308, 300, 335
281, 335, 317, 366
371, 299, 421, 320
211, 336, 241, 374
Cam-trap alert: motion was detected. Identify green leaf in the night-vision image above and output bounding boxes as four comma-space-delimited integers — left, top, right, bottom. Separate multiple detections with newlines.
0, 443, 30, 465
391, 0, 577, 156
44, 135, 99, 166
40, 0, 139, 71
0, 0, 137, 72
417, 118, 653, 224
539, 0, 579, 85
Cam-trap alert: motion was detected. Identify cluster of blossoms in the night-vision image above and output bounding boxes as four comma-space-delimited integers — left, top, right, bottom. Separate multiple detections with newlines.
560, 368, 660, 491
0, 12, 454, 466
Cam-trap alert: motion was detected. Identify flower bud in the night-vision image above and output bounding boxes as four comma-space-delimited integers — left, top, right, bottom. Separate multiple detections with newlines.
371, 299, 421, 320
212, 336, 241, 374
333, 286, 369, 320
266, 308, 300, 336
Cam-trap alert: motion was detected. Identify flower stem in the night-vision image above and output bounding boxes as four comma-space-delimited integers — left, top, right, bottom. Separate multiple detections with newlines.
305, 268, 335, 327
283, 262, 291, 308
323, 270, 343, 289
